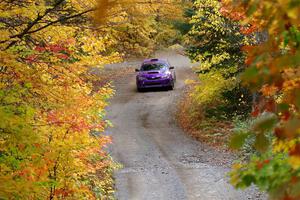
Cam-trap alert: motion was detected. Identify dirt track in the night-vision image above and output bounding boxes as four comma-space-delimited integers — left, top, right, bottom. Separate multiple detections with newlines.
105, 50, 265, 200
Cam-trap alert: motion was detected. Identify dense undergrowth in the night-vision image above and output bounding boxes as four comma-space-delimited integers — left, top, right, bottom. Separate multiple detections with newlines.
177, 0, 253, 149
177, 86, 234, 148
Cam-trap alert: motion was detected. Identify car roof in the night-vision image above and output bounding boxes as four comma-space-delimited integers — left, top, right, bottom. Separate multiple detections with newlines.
142, 58, 169, 65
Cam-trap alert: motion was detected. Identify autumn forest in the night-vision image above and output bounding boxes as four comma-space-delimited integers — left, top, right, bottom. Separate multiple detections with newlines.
1, 0, 300, 200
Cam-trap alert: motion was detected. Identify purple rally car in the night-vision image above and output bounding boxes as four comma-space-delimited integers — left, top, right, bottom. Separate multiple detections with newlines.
135, 58, 176, 92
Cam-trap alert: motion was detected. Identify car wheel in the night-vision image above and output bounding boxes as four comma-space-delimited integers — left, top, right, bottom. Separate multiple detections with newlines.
169, 81, 174, 90
137, 87, 143, 92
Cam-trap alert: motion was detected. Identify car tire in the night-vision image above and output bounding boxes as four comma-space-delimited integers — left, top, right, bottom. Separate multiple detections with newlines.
169, 81, 174, 90
137, 87, 143, 92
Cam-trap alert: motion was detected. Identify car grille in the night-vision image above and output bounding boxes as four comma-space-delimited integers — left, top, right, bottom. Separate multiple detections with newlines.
147, 77, 161, 80
147, 82, 161, 85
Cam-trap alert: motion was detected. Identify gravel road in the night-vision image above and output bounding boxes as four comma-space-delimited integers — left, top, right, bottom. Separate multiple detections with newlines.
105, 50, 265, 200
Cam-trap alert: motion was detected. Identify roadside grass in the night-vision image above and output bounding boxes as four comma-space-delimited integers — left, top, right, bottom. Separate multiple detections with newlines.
96, 156, 122, 200
177, 85, 234, 150
177, 85, 263, 163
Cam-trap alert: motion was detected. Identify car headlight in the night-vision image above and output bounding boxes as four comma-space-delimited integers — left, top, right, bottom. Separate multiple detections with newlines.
138, 76, 147, 81
162, 72, 171, 78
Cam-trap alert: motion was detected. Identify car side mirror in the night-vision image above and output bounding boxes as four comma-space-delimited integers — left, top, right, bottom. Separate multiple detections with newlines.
135, 69, 140, 72
169, 66, 174, 70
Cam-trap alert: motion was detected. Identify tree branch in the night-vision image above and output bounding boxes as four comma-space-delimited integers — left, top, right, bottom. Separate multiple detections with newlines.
2, 0, 65, 48
26, 8, 95, 35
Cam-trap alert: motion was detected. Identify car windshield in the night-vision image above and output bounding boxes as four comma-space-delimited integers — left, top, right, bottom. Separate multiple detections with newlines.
141, 63, 166, 71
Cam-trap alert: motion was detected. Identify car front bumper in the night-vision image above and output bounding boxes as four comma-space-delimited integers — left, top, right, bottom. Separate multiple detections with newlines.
136, 78, 173, 89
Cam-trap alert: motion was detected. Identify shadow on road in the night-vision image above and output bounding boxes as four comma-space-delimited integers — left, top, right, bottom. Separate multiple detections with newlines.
137, 87, 172, 93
